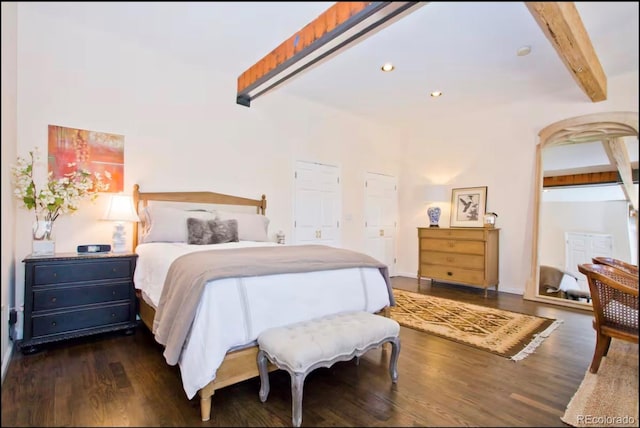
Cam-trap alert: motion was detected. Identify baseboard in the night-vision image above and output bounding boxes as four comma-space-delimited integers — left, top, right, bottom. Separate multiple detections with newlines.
394, 271, 418, 279
392, 273, 524, 296
1, 340, 14, 385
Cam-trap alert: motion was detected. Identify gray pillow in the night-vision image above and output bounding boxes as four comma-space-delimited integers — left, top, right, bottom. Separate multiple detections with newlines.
187, 218, 239, 245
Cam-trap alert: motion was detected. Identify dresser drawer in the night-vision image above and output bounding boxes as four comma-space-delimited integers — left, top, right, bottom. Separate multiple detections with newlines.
421, 265, 485, 285
420, 238, 485, 255
419, 228, 486, 240
421, 251, 485, 269
32, 302, 131, 337
32, 281, 132, 311
33, 260, 132, 285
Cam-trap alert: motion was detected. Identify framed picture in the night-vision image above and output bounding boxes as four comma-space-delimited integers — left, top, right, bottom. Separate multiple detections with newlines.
450, 186, 487, 228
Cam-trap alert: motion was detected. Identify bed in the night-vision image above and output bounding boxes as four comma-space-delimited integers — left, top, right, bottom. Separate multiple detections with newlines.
131, 184, 395, 421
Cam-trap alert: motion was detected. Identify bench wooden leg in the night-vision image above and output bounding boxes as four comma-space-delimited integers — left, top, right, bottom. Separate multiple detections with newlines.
257, 350, 270, 402
291, 372, 306, 428
388, 337, 401, 383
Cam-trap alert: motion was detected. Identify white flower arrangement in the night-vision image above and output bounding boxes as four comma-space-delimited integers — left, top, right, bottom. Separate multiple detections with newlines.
11, 147, 111, 237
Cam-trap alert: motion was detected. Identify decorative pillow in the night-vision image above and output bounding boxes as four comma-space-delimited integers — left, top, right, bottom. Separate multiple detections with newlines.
216, 210, 270, 242
187, 218, 239, 245
140, 205, 217, 243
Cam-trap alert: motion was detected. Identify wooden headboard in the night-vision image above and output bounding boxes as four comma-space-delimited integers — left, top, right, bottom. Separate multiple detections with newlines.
131, 184, 267, 248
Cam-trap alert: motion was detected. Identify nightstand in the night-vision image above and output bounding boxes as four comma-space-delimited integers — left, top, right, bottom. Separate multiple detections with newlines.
20, 252, 138, 354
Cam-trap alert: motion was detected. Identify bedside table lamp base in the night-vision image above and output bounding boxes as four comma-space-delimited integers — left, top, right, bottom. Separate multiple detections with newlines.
112, 222, 127, 253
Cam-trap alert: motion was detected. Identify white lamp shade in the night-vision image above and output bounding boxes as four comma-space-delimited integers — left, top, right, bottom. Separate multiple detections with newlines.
424, 185, 448, 203
102, 194, 140, 222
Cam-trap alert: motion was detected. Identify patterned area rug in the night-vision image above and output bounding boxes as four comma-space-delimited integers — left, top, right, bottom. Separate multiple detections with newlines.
390, 288, 562, 360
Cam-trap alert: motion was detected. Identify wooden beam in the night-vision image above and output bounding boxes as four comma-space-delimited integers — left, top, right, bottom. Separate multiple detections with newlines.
543, 170, 640, 188
602, 137, 638, 210
543, 171, 620, 188
525, 2, 607, 102
236, 2, 424, 107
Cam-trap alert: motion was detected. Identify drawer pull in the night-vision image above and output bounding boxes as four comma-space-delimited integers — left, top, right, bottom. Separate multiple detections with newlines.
51, 321, 57, 326
112, 268, 117, 272
52, 273, 57, 277
51, 297, 57, 303
447, 271, 453, 276
111, 313, 116, 317
112, 291, 116, 296
446, 257, 454, 263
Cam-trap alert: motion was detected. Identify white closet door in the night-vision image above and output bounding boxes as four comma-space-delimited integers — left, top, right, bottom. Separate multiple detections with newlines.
293, 161, 341, 247
364, 172, 398, 276
565, 232, 613, 291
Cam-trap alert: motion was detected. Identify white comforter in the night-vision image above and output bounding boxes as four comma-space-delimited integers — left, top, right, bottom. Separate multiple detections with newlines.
134, 242, 391, 399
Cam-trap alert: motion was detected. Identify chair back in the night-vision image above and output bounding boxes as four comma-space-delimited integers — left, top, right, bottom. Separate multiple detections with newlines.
578, 263, 639, 341
592, 257, 639, 277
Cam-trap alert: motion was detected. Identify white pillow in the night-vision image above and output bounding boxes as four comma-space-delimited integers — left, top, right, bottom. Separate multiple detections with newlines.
140, 206, 217, 243
216, 210, 270, 242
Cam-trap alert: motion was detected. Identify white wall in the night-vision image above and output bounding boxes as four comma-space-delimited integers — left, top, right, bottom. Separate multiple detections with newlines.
1, 1, 18, 383
540, 200, 632, 269
9, 3, 404, 342
396, 71, 639, 294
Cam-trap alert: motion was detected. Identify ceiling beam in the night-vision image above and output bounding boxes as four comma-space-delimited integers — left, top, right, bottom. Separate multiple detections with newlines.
602, 137, 638, 210
543, 169, 639, 188
236, 2, 425, 107
525, 2, 607, 102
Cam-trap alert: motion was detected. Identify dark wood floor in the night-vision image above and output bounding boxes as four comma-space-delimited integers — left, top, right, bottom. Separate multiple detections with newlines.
1, 277, 595, 427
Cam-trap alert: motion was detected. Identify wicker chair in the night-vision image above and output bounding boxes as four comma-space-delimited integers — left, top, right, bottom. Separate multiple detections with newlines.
592, 257, 639, 277
577, 263, 638, 374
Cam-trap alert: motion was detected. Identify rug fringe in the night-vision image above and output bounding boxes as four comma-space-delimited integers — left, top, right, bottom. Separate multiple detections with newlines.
511, 320, 564, 361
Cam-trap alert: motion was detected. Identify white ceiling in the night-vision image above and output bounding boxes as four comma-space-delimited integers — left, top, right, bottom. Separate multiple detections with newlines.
543, 138, 639, 176
36, 2, 639, 126
542, 184, 634, 202
542, 138, 638, 203
259, 2, 640, 125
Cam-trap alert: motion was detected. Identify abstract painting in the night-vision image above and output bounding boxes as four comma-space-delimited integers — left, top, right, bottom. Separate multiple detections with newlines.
48, 125, 124, 193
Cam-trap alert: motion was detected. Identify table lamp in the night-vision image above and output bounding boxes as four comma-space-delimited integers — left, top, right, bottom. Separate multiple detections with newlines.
102, 194, 140, 252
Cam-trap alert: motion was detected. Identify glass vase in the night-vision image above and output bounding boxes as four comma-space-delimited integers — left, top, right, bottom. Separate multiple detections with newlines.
32, 220, 55, 256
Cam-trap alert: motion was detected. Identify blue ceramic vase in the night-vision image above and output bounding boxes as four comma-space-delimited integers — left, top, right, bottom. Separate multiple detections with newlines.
427, 206, 441, 227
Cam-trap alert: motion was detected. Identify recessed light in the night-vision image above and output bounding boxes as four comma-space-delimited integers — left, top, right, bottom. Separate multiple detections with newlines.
517, 45, 532, 56
430, 91, 443, 98
381, 63, 395, 72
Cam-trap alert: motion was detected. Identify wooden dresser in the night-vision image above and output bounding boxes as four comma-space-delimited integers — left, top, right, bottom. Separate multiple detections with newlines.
418, 227, 499, 296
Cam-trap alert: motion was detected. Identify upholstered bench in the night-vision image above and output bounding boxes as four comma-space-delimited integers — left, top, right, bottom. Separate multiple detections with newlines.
256, 311, 401, 427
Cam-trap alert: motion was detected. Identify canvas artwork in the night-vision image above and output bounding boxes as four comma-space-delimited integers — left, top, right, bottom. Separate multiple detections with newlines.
450, 186, 487, 228
48, 125, 124, 193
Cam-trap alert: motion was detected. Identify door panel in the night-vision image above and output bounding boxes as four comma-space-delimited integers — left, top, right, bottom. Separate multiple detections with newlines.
565, 232, 613, 291
294, 161, 341, 247
365, 173, 397, 275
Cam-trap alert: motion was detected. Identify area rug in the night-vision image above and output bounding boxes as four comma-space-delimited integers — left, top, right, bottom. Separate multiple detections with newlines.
562, 341, 639, 427
389, 288, 562, 360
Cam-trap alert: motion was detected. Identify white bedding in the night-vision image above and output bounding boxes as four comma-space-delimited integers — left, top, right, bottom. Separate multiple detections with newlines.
134, 242, 392, 399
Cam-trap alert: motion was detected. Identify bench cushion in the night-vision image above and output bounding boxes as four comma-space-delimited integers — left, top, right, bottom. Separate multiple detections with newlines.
257, 311, 400, 373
